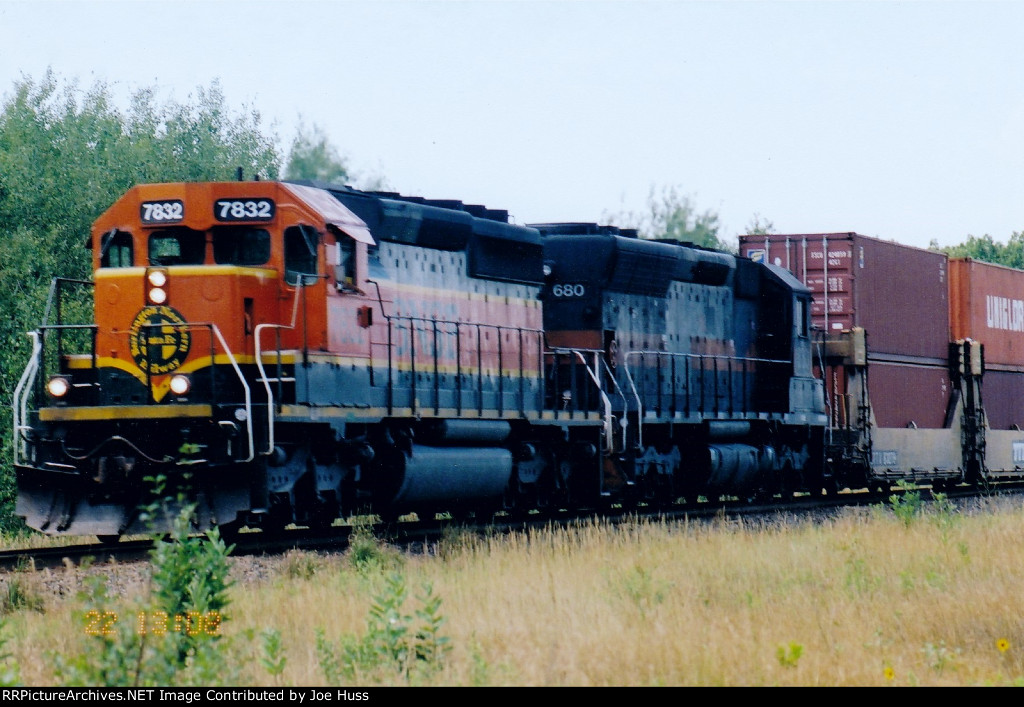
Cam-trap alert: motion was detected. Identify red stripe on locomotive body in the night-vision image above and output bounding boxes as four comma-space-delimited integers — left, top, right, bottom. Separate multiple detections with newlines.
323, 237, 543, 379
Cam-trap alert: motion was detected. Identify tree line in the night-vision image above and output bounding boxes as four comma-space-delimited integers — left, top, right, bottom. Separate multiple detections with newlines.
928, 233, 1024, 269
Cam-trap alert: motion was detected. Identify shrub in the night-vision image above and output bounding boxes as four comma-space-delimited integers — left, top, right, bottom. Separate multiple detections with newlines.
316, 572, 450, 684
51, 503, 235, 686
889, 480, 924, 527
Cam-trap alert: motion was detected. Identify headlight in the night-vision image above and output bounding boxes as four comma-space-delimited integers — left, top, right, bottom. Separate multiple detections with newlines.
169, 374, 191, 396
46, 376, 70, 398
146, 268, 169, 304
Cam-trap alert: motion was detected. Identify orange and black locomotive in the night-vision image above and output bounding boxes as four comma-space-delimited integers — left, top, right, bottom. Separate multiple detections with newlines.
14, 178, 831, 538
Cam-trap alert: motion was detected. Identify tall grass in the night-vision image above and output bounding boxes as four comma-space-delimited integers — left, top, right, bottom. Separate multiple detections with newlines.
5, 496, 1024, 686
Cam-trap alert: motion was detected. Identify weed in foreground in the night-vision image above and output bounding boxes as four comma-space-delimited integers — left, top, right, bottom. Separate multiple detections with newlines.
922, 640, 961, 675
281, 550, 323, 581
0, 575, 44, 616
889, 480, 924, 527
776, 641, 804, 668
259, 629, 287, 684
346, 524, 403, 575
315, 572, 450, 684
0, 620, 19, 687
929, 491, 960, 539
435, 526, 482, 560
613, 564, 670, 617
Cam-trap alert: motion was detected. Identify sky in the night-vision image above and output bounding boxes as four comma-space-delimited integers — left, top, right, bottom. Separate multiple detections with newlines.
1, 0, 1023, 250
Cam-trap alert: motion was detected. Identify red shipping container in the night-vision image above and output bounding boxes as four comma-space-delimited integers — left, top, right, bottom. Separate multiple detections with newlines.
949, 257, 1024, 370
868, 362, 952, 430
980, 369, 1024, 430
739, 233, 950, 361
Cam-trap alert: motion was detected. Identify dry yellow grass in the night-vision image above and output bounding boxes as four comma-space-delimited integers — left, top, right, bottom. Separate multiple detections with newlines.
6, 495, 1024, 686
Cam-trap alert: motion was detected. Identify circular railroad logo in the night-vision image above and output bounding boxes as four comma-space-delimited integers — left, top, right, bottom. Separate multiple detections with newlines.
128, 306, 191, 375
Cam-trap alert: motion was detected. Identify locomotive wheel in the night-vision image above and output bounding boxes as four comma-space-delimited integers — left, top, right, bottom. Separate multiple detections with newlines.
776, 463, 795, 502
305, 501, 338, 531
96, 534, 121, 545
216, 520, 245, 544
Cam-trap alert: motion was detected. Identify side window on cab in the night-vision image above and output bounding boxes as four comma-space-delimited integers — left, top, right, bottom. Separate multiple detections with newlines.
796, 297, 809, 338
284, 225, 320, 285
100, 230, 134, 268
334, 235, 355, 290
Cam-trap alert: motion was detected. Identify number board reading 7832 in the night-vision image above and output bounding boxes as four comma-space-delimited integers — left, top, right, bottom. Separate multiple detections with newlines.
214, 198, 275, 222
140, 200, 184, 224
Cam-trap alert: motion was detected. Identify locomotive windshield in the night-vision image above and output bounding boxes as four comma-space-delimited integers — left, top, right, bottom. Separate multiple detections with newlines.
143, 226, 274, 267
212, 226, 271, 266
149, 227, 205, 265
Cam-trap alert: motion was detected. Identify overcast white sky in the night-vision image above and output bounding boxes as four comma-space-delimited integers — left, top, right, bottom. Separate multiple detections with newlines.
1, 0, 1023, 249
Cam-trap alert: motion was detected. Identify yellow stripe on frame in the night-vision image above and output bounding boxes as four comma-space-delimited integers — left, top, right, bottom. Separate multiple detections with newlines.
39, 404, 213, 422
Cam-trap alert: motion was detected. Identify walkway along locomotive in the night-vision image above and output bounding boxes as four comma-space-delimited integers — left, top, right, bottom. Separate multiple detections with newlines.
12, 179, 831, 537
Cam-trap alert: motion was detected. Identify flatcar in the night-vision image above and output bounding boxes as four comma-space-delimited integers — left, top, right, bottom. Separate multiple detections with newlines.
12, 179, 831, 537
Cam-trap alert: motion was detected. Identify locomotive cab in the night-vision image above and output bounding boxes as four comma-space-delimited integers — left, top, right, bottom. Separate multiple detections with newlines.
747, 261, 824, 416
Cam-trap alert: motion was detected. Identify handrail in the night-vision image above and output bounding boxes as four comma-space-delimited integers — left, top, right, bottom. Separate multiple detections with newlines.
624, 350, 792, 371
374, 314, 544, 416
12, 331, 43, 467
40, 278, 94, 367
207, 323, 255, 463
548, 347, 614, 452
28, 320, 255, 464
255, 282, 308, 456
41, 277, 93, 327
623, 349, 794, 448
813, 331, 834, 445
576, 350, 614, 453
598, 356, 629, 453
621, 358, 645, 448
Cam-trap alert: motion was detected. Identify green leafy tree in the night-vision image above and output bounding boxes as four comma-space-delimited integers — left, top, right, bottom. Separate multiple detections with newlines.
745, 213, 776, 236
604, 185, 734, 252
284, 120, 352, 183
930, 232, 1024, 270
283, 120, 392, 190
0, 71, 282, 530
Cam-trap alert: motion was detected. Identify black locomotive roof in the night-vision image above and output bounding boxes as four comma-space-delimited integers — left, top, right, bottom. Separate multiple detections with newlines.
287, 179, 540, 251
542, 228, 736, 296
286, 180, 544, 284
529, 222, 639, 239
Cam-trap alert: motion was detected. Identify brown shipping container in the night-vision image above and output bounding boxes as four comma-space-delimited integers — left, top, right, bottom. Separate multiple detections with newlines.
739, 233, 950, 361
981, 369, 1024, 430
868, 362, 952, 430
949, 258, 1024, 369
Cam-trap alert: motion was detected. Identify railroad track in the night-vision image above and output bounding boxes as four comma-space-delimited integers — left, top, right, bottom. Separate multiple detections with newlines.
1, 483, 1017, 573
